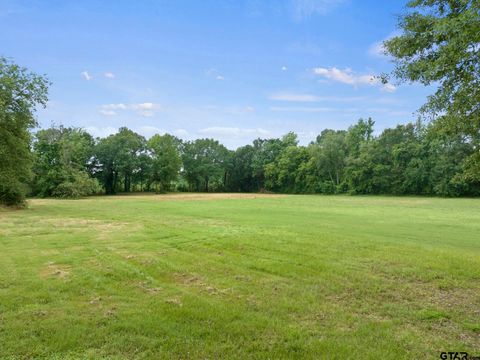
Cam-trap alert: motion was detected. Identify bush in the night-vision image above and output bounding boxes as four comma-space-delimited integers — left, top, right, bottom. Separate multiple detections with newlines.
52, 172, 101, 198
0, 183, 26, 207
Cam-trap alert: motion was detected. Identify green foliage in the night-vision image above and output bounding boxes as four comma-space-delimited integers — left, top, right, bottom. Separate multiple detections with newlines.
311, 129, 347, 189
182, 138, 231, 192
228, 145, 256, 192
114, 128, 146, 193
51, 171, 101, 198
384, 0, 480, 180
148, 134, 182, 192
265, 145, 309, 193
94, 127, 146, 194
32, 126, 96, 198
28, 119, 480, 198
251, 132, 299, 190
0, 57, 49, 205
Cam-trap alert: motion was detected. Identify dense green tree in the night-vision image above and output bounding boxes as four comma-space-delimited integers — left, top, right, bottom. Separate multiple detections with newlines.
265, 145, 309, 193
32, 126, 99, 198
346, 124, 420, 194
115, 128, 146, 192
0, 57, 49, 205
294, 155, 319, 193
182, 139, 230, 192
133, 153, 153, 192
148, 133, 182, 192
384, 0, 480, 180
251, 132, 299, 190
94, 128, 145, 194
228, 145, 256, 192
426, 129, 480, 196
94, 134, 121, 194
311, 130, 347, 189
344, 118, 375, 157
343, 119, 377, 194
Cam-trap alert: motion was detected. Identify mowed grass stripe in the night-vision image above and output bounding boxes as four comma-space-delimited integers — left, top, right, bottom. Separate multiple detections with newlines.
0, 194, 479, 359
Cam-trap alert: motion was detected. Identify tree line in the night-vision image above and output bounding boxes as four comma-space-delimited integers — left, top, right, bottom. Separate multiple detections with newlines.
1, 0, 479, 205
26, 119, 480, 199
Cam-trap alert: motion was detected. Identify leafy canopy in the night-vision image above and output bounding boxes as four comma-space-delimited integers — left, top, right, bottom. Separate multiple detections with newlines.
0, 57, 49, 205
384, 0, 480, 179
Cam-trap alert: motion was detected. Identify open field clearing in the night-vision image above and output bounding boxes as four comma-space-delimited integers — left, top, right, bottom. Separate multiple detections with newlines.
0, 194, 479, 359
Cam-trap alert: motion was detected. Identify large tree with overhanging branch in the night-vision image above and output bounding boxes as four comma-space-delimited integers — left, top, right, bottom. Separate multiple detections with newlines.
383, 0, 480, 180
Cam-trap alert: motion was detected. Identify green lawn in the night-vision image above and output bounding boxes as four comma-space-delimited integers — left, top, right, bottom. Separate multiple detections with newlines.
0, 194, 479, 359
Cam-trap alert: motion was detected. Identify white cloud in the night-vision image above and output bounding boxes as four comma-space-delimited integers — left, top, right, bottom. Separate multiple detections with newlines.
216, 75, 225, 80
281, 66, 288, 71
313, 66, 396, 92
198, 127, 271, 138
130, 102, 158, 110
291, 0, 346, 20
104, 72, 115, 79
81, 71, 92, 81
313, 67, 367, 85
102, 103, 127, 110
99, 103, 161, 117
271, 106, 406, 114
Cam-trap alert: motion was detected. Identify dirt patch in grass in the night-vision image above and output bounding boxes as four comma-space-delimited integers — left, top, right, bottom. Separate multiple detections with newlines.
165, 298, 183, 306
137, 281, 163, 294
39, 263, 71, 279
174, 272, 232, 296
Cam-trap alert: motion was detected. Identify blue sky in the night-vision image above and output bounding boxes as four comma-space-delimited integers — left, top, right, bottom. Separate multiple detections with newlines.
0, 0, 433, 148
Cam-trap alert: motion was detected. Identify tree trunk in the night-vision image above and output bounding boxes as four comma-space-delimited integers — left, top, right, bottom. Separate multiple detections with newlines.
105, 169, 114, 194
113, 171, 118, 194
328, 170, 335, 186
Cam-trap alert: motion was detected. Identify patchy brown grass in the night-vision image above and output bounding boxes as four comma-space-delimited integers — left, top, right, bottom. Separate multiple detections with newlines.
39, 263, 71, 279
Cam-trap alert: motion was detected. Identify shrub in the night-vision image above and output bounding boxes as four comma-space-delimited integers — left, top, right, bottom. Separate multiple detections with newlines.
0, 182, 27, 207
52, 172, 101, 198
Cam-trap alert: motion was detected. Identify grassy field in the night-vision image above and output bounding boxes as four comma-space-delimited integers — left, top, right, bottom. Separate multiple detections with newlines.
0, 194, 479, 359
